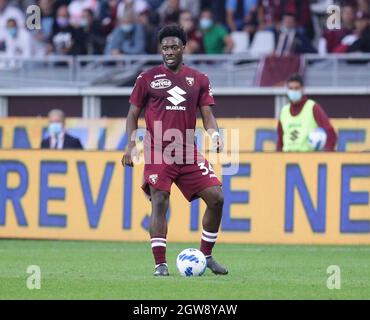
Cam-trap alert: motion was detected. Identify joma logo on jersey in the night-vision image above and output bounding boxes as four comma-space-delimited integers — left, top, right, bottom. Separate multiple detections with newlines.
166, 86, 186, 106
150, 79, 172, 89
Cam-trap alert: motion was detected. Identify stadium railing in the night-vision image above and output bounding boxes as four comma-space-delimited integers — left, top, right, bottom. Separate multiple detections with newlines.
0, 53, 370, 88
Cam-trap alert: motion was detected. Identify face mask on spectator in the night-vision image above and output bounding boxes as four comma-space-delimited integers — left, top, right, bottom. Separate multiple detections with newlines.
7, 27, 17, 38
121, 24, 133, 33
57, 17, 69, 28
48, 122, 63, 136
200, 18, 213, 30
287, 90, 302, 103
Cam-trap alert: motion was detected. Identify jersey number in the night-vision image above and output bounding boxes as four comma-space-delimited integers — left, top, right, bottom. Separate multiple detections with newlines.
198, 162, 217, 178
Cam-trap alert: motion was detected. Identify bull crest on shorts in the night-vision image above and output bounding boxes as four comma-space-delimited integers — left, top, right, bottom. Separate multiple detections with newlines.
149, 174, 158, 184
186, 77, 194, 87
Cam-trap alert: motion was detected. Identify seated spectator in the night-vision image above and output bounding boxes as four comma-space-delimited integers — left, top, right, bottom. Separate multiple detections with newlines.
0, 0, 25, 44
258, 0, 313, 39
138, 10, 160, 54
80, 8, 106, 54
99, 0, 119, 36
348, 11, 370, 52
48, 5, 86, 55
280, 0, 314, 40
256, 0, 282, 31
225, 0, 257, 31
179, 10, 203, 54
158, 0, 181, 25
199, 9, 234, 54
275, 13, 317, 55
319, 4, 355, 54
0, 18, 33, 69
41, 109, 83, 150
38, 0, 56, 40
104, 14, 146, 55
179, 0, 200, 19
146, 0, 165, 11
31, 0, 56, 57
68, 0, 99, 27
116, 0, 148, 21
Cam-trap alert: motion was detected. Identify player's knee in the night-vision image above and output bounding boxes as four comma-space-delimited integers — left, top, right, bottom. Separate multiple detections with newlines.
208, 191, 224, 210
151, 191, 169, 208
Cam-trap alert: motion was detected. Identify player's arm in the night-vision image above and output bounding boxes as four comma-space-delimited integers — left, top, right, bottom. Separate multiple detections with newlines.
200, 105, 223, 153
121, 104, 142, 167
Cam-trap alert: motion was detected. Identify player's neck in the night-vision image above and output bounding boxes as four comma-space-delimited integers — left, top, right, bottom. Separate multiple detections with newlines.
163, 63, 184, 74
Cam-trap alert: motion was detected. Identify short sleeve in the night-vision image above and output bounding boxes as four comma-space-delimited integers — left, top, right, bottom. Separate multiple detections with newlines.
129, 73, 148, 109
198, 73, 215, 107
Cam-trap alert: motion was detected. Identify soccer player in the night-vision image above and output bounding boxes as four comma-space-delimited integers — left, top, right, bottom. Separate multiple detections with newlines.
121, 25, 228, 277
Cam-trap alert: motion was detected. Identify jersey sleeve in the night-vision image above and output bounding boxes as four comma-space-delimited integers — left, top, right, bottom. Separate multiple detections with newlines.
129, 73, 148, 109
198, 73, 215, 107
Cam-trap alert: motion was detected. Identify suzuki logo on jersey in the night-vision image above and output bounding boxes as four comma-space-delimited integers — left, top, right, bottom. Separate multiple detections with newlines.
166, 86, 187, 106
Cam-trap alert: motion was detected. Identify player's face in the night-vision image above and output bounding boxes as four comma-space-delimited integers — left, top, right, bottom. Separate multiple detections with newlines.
161, 37, 185, 71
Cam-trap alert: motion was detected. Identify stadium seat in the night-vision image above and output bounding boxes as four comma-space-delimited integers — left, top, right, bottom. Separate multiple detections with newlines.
249, 31, 275, 57
231, 31, 250, 54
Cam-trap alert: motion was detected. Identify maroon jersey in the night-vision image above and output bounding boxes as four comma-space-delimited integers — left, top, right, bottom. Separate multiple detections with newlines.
129, 64, 215, 163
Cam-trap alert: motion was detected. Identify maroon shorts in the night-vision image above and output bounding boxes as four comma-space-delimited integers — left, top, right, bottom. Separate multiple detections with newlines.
142, 159, 222, 202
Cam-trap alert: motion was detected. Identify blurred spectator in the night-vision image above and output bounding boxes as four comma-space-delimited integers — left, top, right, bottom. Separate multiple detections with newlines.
281, 0, 314, 40
138, 10, 160, 54
0, 0, 25, 45
158, 0, 200, 25
99, 0, 119, 35
0, 18, 32, 68
179, 0, 200, 18
258, 0, 313, 39
38, 0, 56, 39
275, 12, 316, 55
80, 8, 106, 54
68, 0, 99, 27
116, 0, 148, 20
179, 9, 203, 54
48, 4, 86, 55
348, 11, 370, 52
41, 109, 83, 150
30, 0, 55, 57
146, 0, 165, 11
257, 0, 282, 31
225, 0, 257, 31
357, 0, 370, 14
199, 9, 234, 54
158, 0, 181, 25
319, 4, 355, 54
201, 0, 227, 25
104, 14, 146, 55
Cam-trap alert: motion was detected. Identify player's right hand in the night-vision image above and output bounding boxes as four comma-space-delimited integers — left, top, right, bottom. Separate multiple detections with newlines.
121, 147, 135, 167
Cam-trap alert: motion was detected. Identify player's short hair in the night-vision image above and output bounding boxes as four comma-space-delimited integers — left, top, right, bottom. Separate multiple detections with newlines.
287, 73, 304, 86
158, 25, 187, 46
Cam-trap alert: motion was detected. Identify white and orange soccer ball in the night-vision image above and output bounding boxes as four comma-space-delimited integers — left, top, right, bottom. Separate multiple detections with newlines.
176, 248, 207, 277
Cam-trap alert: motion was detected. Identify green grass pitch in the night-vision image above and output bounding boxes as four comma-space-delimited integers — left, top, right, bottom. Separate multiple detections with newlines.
0, 240, 369, 300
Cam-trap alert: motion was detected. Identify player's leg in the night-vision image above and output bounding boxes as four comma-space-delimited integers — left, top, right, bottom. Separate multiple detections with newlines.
197, 185, 228, 275
149, 185, 170, 276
